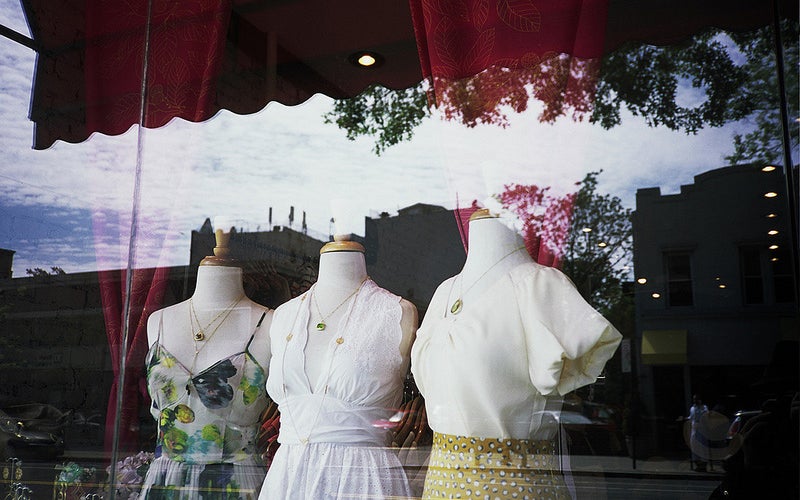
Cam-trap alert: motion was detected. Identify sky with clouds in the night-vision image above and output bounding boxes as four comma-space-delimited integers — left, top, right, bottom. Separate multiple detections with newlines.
0, 2, 777, 278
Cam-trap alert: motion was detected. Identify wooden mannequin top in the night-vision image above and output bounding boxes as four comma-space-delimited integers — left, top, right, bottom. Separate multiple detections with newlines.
304, 246, 418, 387
456, 213, 532, 302
146, 265, 272, 373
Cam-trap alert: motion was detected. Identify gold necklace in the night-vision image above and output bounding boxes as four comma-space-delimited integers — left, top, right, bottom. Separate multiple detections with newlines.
188, 297, 244, 375
281, 280, 366, 444
311, 277, 368, 331
448, 246, 527, 315
190, 295, 244, 341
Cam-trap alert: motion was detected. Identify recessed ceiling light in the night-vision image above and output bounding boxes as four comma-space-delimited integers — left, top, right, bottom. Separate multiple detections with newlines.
762, 165, 776, 172
718, 284, 727, 289
598, 242, 607, 248
768, 230, 779, 236
349, 51, 384, 68
764, 192, 778, 198
651, 293, 661, 299
766, 213, 778, 218
637, 278, 647, 284
582, 227, 592, 233
769, 244, 779, 250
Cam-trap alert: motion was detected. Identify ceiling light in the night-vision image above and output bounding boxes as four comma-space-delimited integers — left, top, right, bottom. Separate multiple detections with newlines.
764, 192, 778, 198
766, 213, 778, 218
349, 51, 384, 68
598, 242, 607, 248
761, 165, 776, 172
768, 230, 779, 236
718, 284, 727, 289
582, 227, 592, 233
771, 257, 779, 262
651, 293, 661, 299
637, 278, 647, 284
769, 244, 779, 250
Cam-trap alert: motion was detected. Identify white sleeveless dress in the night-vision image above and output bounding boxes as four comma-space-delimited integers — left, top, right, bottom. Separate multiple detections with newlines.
259, 279, 412, 499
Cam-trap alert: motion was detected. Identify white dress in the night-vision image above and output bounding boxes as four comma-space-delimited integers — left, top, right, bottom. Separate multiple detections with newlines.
259, 280, 412, 499
411, 261, 623, 441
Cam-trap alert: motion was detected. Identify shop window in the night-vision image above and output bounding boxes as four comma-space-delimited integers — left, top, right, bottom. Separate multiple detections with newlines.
665, 252, 693, 307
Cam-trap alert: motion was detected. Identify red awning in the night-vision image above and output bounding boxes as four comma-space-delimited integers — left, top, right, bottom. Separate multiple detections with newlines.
19, 0, 795, 150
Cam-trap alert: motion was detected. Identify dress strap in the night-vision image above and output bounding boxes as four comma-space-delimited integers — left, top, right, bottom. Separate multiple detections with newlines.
245, 309, 269, 352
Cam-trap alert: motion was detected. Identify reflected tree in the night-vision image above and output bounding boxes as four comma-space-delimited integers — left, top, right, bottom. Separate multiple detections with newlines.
325, 22, 798, 162
560, 171, 632, 314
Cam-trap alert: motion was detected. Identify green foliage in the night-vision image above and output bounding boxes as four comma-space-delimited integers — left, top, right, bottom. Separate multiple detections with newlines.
25, 266, 66, 278
725, 20, 799, 164
592, 33, 755, 133
323, 84, 430, 155
561, 172, 633, 314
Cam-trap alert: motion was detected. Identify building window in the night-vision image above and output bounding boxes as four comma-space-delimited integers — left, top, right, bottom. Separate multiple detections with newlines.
740, 246, 764, 304
665, 252, 693, 306
771, 248, 795, 303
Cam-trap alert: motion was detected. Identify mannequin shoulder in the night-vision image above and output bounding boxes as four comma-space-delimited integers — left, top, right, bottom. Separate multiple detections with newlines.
146, 301, 187, 345
398, 298, 419, 330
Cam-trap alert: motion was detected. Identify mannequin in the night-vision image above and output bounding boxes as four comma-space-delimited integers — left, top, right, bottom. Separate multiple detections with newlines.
260, 235, 417, 499
411, 209, 622, 500
304, 239, 416, 385
141, 227, 273, 499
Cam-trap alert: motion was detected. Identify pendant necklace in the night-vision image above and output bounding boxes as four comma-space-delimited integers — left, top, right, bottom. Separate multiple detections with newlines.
448, 246, 527, 315
281, 279, 367, 445
189, 295, 245, 341
188, 296, 244, 376
311, 276, 368, 331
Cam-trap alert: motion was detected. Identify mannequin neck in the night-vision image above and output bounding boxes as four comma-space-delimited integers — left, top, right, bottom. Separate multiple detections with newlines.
316, 251, 368, 293
462, 217, 530, 278
192, 265, 246, 306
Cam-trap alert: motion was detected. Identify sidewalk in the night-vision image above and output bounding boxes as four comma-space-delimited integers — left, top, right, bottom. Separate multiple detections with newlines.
569, 453, 725, 481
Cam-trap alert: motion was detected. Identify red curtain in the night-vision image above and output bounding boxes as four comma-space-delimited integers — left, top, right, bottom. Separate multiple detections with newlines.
84, 0, 232, 139
99, 267, 169, 456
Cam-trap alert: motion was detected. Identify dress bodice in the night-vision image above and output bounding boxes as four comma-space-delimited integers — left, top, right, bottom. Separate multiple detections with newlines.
266, 279, 408, 446
411, 262, 622, 440
145, 315, 270, 464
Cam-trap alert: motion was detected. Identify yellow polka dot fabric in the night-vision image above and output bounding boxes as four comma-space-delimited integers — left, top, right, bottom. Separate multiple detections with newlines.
422, 432, 570, 499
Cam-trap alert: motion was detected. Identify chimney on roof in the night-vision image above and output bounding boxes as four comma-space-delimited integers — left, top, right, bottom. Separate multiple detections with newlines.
0, 249, 15, 279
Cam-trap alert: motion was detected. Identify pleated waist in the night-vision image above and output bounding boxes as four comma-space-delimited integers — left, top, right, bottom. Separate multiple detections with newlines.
277, 394, 393, 446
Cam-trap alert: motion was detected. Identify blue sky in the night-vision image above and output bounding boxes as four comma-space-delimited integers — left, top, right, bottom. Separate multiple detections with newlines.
0, 2, 768, 278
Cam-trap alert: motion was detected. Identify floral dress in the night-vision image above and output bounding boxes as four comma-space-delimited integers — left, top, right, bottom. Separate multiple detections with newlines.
141, 312, 270, 499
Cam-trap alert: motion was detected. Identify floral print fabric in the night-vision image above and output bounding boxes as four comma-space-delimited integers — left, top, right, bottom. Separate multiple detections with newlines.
141, 331, 269, 499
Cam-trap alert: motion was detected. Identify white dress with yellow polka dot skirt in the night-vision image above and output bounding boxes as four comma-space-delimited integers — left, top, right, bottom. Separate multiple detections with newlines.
411, 262, 622, 499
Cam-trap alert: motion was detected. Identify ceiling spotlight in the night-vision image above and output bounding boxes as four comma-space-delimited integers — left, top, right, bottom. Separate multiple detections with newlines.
598, 242, 607, 248
651, 293, 661, 299
764, 192, 778, 198
768, 230, 779, 236
771, 257, 779, 262
582, 227, 592, 233
637, 278, 647, 284
769, 244, 779, 250
718, 284, 727, 289
766, 213, 778, 218
761, 165, 776, 172
349, 51, 384, 68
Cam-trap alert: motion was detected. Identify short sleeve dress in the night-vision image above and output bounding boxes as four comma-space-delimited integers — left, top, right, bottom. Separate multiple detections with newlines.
140, 312, 271, 499
258, 279, 412, 499
411, 262, 622, 499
